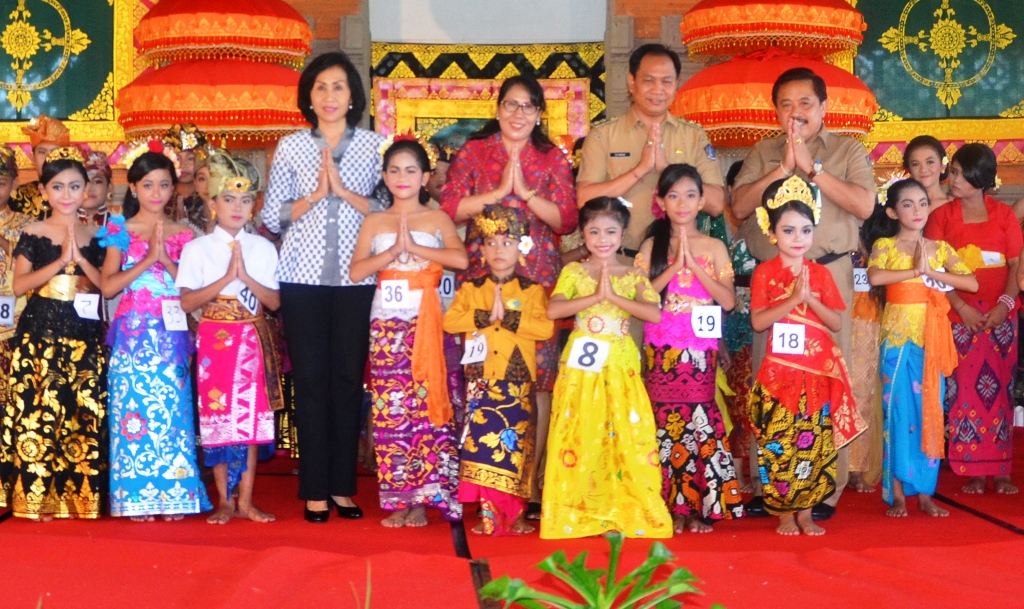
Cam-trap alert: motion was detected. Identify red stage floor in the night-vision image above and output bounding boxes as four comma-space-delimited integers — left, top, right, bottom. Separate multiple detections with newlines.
4, 432, 1024, 608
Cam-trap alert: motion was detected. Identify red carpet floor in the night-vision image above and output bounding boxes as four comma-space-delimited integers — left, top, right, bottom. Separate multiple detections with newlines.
4, 432, 1024, 608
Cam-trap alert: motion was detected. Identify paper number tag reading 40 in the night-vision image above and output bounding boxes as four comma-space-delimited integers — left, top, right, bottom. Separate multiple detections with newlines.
238, 287, 259, 316
772, 322, 805, 355
690, 305, 722, 339
0, 295, 14, 327
566, 337, 610, 372
380, 279, 409, 309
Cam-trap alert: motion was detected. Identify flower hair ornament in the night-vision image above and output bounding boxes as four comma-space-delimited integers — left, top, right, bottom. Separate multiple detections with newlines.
475, 205, 532, 264
45, 146, 86, 165
379, 131, 438, 170
163, 123, 207, 153
876, 169, 911, 206
755, 175, 820, 236
617, 196, 633, 209
123, 139, 181, 175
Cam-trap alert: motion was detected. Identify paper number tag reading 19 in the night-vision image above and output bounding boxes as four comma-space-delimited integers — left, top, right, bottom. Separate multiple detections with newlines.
0, 295, 14, 327
438, 271, 456, 299
566, 336, 611, 372
238, 287, 259, 315
690, 305, 722, 339
162, 299, 189, 331
73, 294, 100, 320
772, 322, 805, 355
853, 268, 870, 293
460, 334, 487, 365
380, 279, 409, 309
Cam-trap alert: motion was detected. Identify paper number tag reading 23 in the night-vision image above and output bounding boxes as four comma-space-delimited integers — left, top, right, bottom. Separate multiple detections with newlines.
772, 322, 805, 355
853, 268, 870, 293
460, 334, 487, 365
238, 287, 259, 315
73, 294, 100, 320
380, 279, 409, 309
566, 336, 610, 372
162, 299, 189, 331
0, 295, 14, 327
690, 305, 722, 339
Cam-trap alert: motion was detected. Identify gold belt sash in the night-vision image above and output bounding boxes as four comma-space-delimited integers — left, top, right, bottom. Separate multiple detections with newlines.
37, 274, 98, 301
201, 296, 284, 411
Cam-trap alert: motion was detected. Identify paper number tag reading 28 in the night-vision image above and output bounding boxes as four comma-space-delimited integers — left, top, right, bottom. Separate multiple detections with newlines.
0, 295, 14, 327
460, 334, 487, 365
380, 279, 409, 309
690, 305, 722, 339
566, 336, 610, 372
162, 299, 189, 331
772, 322, 805, 355
853, 268, 870, 293
238, 287, 259, 315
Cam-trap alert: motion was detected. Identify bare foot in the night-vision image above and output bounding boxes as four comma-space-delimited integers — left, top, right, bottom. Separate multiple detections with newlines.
511, 514, 535, 535
404, 506, 428, 527
686, 516, 713, 534
162, 514, 185, 522
961, 477, 986, 494
471, 522, 487, 535
849, 472, 876, 493
994, 476, 1018, 495
206, 504, 235, 525
381, 508, 408, 528
776, 513, 800, 536
36, 515, 54, 523
885, 498, 908, 517
918, 495, 949, 517
237, 502, 275, 523
738, 481, 754, 494
796, 509, 825, 536
671, 514, 686, 534
130, 515, 155, 523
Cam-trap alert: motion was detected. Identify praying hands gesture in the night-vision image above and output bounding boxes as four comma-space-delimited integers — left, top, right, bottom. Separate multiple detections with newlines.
782, 118, 814, 176
59, 225, 81, 267
489, 280, 505, 323
388, 213, 413, 263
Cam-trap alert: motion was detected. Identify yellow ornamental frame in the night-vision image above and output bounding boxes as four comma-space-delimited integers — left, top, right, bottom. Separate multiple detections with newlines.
0, 0, 136, 147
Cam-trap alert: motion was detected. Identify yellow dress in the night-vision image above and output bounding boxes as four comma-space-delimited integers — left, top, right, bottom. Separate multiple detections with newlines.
540, 262, 672, 539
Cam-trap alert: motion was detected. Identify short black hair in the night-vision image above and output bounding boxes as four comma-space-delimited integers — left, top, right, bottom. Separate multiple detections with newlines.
951, 143, 998, 191
771, 68, 828, 106
628, 43, 681, 78
298, 52, 367, 128
903, 135, 949, 181
465, 75, 554, 152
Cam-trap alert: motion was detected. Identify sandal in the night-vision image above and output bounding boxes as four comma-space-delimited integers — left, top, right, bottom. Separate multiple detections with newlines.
524, 501, 541, 521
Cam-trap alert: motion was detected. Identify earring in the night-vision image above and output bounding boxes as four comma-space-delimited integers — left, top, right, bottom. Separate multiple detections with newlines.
211, 209, 217, 221
480, 255, 486, 265
536, 120, 541, 126
349, 104, 353, 110
769, 235, 777, 245
309, 105, 313, 110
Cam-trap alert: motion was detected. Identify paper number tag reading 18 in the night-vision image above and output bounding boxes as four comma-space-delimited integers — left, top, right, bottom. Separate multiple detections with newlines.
238, 287, 259, 315
438, 271, 456, 299
460, 334, 487, 365
0, 295, 14, 327
566, 336, 611, 372
73, 294, 100, 320
162, 299, 189, 331
853, 268, 870, 293
690, 305, 722, 338
772, 322, 805, 355
380, 279, 409, 309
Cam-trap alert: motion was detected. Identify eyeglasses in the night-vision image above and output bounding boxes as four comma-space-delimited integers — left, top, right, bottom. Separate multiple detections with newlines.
499, 100, 540, 116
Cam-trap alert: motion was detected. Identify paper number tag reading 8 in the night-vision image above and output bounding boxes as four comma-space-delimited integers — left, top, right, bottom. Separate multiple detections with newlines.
380, 279, 409, 309
238, 287, 259, 315
0, 295, 14, 327
772, 322, 805, 355
438, 271, 456, 299
690, 305, 722, 338
162, 299, 189, 331
566, 336, 611, 372
460, 334, 487, 365
73, 294, 100, 320
853, 268, 870, 293
922, 271, 953, 292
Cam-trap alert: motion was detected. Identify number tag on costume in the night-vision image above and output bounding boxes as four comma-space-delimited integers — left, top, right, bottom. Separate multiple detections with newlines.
161, 299, 188, 331
437, 271, 456, 299
922, 271, 953, 292
460, 334, 488, 365
772, 322, 805, 355
0, 295, 14, 327
853, 268, 870, 293
73, 294, 100, 320
238, 287, 259, 315
380, 279, 409, 309
690, 305, 722, 338
567, 337, 610, 372
982, 250, 1004, 267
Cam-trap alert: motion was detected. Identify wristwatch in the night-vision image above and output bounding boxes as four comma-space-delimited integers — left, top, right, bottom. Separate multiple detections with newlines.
808, 159, 824, 181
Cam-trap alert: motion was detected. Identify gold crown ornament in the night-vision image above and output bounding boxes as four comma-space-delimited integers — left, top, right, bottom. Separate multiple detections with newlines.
755, 175, 820, 236
122, 139, 181, 175
379, 131, 438, 170
876, 169, 911, 206
45, 146, 86, 164
207, 150, 261, 198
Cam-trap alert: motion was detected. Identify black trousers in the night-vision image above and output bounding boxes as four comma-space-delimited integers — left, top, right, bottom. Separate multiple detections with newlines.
281, 282, 375, 500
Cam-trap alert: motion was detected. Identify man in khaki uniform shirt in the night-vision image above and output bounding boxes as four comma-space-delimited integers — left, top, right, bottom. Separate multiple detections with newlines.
578, 43, 725, 251
732, 67, 876, 520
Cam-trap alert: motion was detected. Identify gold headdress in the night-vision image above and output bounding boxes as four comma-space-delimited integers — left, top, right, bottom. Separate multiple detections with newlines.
0, 145, 17, 177
876, 169, 911, 206
123, 139, 181, 175
45, 146, 86, 164
207, 150, 262, 198
163, 123, 207, 153
379, 131, 438, 170
755, 175, 820, 236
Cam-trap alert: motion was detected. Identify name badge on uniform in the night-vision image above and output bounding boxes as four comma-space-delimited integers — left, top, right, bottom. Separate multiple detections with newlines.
704, 143, 717, 160
609, 152, 631, 158
981, 250, 1005, 267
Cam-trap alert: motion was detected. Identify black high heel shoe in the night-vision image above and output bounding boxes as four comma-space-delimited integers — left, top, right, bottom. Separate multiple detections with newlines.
332, 498, 364, 519
304, 502, 330, 523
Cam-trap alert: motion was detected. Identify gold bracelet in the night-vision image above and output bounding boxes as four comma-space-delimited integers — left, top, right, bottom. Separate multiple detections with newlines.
524, 189, 536, 202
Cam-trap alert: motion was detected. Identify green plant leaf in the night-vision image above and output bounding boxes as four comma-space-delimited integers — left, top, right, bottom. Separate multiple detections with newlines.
535, 551, 604, 605
603, 531, 625, 596
480, 576, 586, 609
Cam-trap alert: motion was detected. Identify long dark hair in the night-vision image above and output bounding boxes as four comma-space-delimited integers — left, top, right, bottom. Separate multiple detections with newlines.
645, 164, 703, 302
40, 158, 88, 186
122, 152, 178, 219
370, 139, 432, 207
862, 178, 926, 255
466, 75, 554, 152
